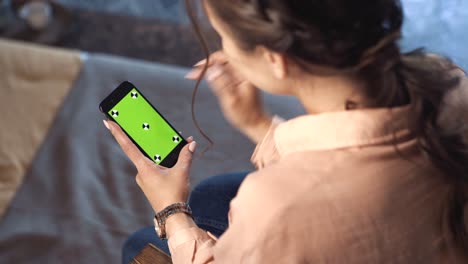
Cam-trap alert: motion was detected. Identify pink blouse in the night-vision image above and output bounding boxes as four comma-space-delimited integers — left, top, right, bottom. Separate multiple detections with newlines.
168, 72, 468, 263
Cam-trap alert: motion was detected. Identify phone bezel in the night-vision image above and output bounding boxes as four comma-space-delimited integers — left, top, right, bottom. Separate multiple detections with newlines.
99, 81, 187, 168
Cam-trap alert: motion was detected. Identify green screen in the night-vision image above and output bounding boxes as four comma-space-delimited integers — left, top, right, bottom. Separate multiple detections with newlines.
109, 88, 182, 164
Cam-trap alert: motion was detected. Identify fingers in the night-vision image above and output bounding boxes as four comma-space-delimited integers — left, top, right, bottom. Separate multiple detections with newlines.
174, 141, 197, 172
185, 67, 205, 80
205, 64, 224, 82
185, 51, 228, 80
210, 50, 228, 63
193, 51, 227, 67
206, 65, 244, 96
187, 64, 243, 99
185, 62, 228, 80
104, 120, 149, 169
180, 132, 195, 143
188, 141, 197, 153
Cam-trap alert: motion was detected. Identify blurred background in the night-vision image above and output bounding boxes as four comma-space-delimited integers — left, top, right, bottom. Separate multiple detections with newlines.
0, 0, 466, 263
1, 0, 467, 68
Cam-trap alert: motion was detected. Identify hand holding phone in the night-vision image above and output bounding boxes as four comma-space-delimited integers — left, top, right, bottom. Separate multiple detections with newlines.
100, 81, 197, 213
100, 81, 187, 168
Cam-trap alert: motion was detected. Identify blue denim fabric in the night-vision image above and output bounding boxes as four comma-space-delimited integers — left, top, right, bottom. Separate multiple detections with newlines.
122, 172, 249, 264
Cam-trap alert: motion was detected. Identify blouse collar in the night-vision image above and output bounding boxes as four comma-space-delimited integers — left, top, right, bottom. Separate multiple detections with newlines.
274, 105, 412, 156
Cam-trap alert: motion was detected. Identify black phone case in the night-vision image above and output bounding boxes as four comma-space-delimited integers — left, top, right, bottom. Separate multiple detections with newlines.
99, 81, 187, 168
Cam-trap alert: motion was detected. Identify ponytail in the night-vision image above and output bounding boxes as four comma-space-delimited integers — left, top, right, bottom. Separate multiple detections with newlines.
396, 50, 468, 254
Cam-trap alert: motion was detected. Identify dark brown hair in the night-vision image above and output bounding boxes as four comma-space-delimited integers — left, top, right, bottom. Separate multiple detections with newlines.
186, 0, 468, 254
185, 0, 214, 151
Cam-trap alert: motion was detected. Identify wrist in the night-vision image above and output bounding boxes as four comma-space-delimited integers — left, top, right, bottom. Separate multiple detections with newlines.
165, 213, 197, 239
152, 199, 187, 213
154, 202, 194, 239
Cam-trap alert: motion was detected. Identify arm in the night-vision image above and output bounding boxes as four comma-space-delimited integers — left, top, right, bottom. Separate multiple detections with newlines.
251, 116, 284, 169
166, 176, 271, 263
104, 118, 285, 263
185, 51, 273, 145
240, 113, 273, 144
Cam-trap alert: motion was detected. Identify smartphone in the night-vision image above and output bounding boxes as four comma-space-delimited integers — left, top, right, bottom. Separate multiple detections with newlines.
99, 81, 187, 168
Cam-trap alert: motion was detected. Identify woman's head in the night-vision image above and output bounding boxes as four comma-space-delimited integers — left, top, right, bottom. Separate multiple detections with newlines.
204, 0, 402, 67
203, 0, 407, 106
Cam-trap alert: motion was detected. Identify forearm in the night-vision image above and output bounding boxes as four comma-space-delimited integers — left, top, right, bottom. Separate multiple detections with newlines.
241, 114, 273, 144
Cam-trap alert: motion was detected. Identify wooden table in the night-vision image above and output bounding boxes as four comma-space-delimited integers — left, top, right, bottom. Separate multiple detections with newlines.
131, 244, 172, 264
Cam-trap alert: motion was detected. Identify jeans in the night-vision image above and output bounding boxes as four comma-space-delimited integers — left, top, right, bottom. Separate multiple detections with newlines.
122, 172, 249, 264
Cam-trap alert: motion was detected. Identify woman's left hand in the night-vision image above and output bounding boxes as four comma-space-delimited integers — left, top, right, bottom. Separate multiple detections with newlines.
104, 120, 197, 213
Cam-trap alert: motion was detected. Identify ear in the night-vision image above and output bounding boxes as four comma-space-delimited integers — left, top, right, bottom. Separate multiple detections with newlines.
260, 47, 288, 79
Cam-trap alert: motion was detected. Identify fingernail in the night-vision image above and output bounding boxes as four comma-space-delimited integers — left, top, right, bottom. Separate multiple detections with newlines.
194, 59, 207, 67
184, 70, 199, 80
189, 141, 197, 153
103, 120, 110, 130
206, 66, 223, 81
187, 136, 194, 141
207, 231, 218, 241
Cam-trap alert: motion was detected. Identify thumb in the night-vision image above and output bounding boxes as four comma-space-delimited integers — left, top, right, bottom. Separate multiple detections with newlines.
174, 141, 197, 171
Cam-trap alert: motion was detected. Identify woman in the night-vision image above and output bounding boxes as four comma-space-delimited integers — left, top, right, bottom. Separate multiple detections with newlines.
107, 0, 468, 263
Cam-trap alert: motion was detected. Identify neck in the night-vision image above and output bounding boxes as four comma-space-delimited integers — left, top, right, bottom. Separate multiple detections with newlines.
292, 74, 369, 114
